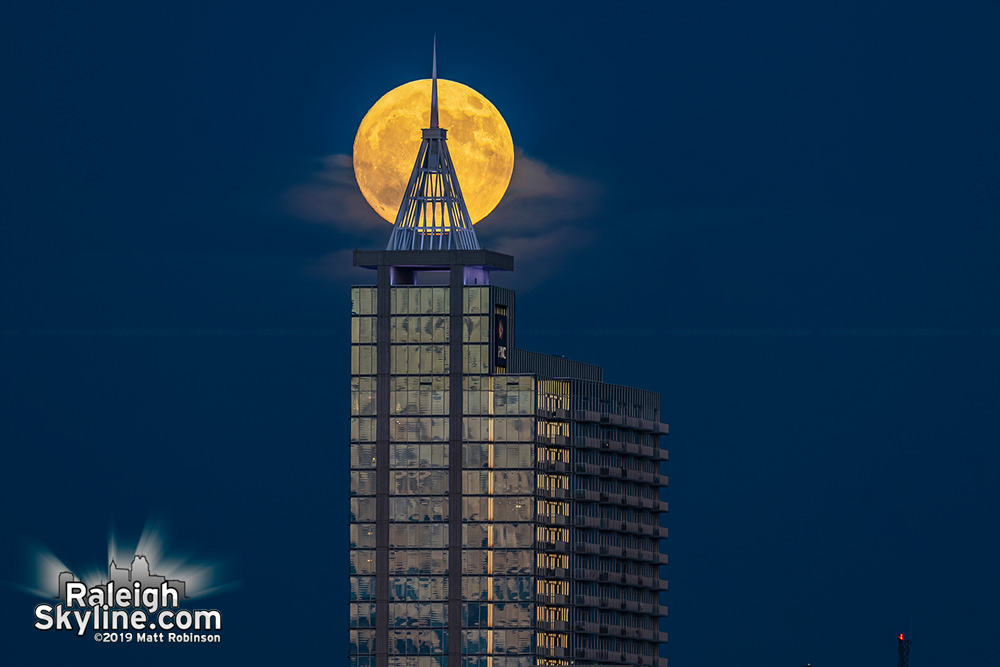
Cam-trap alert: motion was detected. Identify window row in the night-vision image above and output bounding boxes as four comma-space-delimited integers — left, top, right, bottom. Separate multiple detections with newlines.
389, 316, 450, 344
351, 602, 532, 631
463, 417, 534, 443
464, 375, 534, 392
352, 470, 540, 496
391, 390, 448, 416
463, 390, 535, 416
350, 576, 449, 602
350, 547, 535, 577
462, 576, 532, 602
349, 657, 451, 667
351, 658, 537, 667
391, 345, 450, 376
389, 629, 447, 655
390, 418, 450, 443
391, 287, 450, 315
462, 496, 532, 522
350, 602, 446, 629
463, 602, 532, 628
461, 629, 533, 654
348, 629, 450, 655
356, 496, 535, 523
350, 549, 453, 576
462, 523, 534, 550
462, 658, 536, 667
463, 443, 534, 469
463, 549, 533, 575
351, 442, 536, 471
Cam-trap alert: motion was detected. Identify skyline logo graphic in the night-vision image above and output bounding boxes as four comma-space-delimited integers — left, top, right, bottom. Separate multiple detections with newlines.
26, 520, 234, 644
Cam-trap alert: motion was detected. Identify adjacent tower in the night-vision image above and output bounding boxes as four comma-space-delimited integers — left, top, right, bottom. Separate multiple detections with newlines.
349, 47, 669, 667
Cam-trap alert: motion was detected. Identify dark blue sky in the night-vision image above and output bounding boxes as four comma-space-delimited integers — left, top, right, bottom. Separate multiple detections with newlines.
2, 1, 998, 665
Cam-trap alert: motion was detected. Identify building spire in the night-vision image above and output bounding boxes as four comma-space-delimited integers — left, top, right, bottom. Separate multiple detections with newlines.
430, 36, 439, 129
386, 40, 480, 251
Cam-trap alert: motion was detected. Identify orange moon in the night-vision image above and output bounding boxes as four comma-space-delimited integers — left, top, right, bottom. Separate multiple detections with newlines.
353, 79, 514, 225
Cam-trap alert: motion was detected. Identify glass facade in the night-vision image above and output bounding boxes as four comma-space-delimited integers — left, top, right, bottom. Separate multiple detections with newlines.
350, 255, 668, 667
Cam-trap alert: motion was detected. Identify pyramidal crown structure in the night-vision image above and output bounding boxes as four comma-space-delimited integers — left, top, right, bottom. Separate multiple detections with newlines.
385, 39, 480, 251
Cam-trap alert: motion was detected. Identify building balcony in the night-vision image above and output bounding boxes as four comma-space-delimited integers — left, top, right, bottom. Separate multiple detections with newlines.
538, 487, 570, 501
635, 627, 664, 642
535, 593, 570, 606
572, 594, 603, 609
539, 513, 570, 527
535, 619, 570, 632
540, 540, 571, 553
538, 566, 569, 579
536, 646, 570, 659
537, 460, 570, 474
637, 418, 658, 432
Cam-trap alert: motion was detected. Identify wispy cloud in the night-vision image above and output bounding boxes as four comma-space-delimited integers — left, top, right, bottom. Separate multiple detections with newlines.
476, 149, 601, 289
285, 154, 389, 244
286, 149, 601, 288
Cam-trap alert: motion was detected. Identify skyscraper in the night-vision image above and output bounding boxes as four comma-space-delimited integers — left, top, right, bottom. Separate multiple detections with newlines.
349, 51, 668, 667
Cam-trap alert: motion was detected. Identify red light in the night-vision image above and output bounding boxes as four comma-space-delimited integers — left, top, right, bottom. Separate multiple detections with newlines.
898, 634, 904, 641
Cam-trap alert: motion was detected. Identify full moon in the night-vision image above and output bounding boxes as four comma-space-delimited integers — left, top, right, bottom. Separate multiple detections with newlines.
353, 79, 514, 225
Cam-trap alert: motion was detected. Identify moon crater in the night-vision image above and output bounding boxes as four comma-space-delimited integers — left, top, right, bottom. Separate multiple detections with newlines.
353, 79, 514, 225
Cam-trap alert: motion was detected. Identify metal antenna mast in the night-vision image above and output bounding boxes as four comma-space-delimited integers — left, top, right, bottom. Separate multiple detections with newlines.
386, 38, 480, 251
897, 633, 911, 667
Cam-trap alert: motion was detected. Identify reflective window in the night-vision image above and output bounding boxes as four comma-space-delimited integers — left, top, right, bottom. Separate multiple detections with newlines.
390, 497, 448, 522
350, 550, 375, 575
462, 523, 533, 549
351, 287, 377, 316
350, 418, 377, 443
350, 576, 375, 600
389, 523, 448, 548
349, 524, 375, 549
351, 345, 377, 375
389, 444, 449, 468
351, 377, 377, 416
390, 345, 450, 375
389, 418, 449, 443
351, 317, 376, 344
463, 286, 487, 314
461, 497, 532, 522
349, 497, 376, 522
389, 602, 448, 627
349, 602, 375, 628
350, 471, 375, 495
391, 471, 448, 495
350, 444, 376, 469
463, 315, 488, 343
348, 629, 376, 654
388, 550, 449, 575
390, 576, 448, 601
